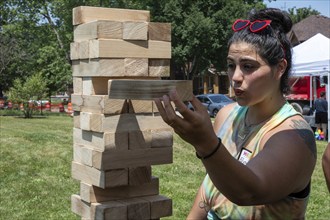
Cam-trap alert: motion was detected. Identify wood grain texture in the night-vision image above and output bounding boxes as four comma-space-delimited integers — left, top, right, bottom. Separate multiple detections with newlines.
73, 6, 150, 25
117, 198, 150, 220
71, 94, 128, 114
71, 161, 128, 188
149, 59, 170, 77
148, 22, 171, 42
89, 39, 171, 59
70, 42, 79, 60
72, 194, 128, 220
127, 99, 157, 114
71, 194, 90, 218
72, 77, 82, 94
123, 21, 148, 40
74, 20, 122, 42
73, 128, 128, 151
91, 200, 127, 220
72, 59, 125, 77
91, 147, 173, 170
141, 195, 172, 219
108, 79, 193, 101
128, 166, 152, 185
80, 177, 159, 203
75, 113, 173, 149
72, 58, 150, 78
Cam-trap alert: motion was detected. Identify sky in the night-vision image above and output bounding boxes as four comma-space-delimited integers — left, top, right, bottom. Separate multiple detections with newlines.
264, 0, 330, 17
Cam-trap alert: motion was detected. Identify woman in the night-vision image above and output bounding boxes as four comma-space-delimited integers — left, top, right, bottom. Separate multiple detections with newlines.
154, 8, 316, 219
322, 143, 330, 192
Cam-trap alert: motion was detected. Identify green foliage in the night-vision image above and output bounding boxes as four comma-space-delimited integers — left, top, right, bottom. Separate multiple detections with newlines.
36, 45, 72, 94
147, 0, 266, 80
288, 6, 321, 24
1, 0, 324, 96
8, 73, 48, 118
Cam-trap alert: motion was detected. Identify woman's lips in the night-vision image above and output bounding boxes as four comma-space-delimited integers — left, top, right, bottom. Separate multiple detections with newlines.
234, 89, 244, 96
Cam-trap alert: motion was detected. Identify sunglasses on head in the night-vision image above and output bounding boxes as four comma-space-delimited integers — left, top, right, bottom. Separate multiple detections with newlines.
232, 19, 272, 32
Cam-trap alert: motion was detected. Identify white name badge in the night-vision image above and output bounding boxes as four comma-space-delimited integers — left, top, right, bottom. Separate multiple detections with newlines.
238, 148, 252, 165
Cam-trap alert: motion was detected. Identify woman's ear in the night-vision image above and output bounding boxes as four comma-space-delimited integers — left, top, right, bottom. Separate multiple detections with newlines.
276, 58, 287, 79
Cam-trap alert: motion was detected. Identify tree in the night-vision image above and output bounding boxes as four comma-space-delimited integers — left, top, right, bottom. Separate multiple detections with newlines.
288, 6, 320, 24
0, 31, 27, 97
146, 0, 266, 81
8, 73, 48, 118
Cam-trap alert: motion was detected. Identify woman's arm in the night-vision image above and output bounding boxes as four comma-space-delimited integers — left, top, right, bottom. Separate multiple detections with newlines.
154, 91, 316, 205
322, 143, 330, 192
186, 185, 208, 220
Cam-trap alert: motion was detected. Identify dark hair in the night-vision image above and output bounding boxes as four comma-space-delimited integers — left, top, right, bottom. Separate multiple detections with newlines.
228, 8, 292, 94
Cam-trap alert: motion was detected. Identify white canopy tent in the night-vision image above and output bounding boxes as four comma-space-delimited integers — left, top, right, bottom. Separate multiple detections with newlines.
291, 33, 330, 141
291, 33, 329, 77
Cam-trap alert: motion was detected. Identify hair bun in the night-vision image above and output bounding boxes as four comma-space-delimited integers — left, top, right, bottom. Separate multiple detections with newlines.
248, 8, 292, 34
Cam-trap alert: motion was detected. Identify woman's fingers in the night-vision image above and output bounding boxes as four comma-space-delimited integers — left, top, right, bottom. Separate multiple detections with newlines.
154, 94, 179, 127
168, 90, 197, 121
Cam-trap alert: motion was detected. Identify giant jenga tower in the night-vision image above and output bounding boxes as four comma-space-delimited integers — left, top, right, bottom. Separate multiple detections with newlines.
69, 6, 192, 220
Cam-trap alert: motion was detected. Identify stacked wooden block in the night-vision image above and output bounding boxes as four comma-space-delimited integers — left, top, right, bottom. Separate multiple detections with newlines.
70, 6, 192, 220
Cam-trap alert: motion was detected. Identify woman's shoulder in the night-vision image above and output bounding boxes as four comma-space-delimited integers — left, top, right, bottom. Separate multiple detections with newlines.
213, 102, 238, 131
261, 114, 316, 155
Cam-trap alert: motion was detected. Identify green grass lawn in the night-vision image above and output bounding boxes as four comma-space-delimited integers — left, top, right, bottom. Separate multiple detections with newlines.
0, 115, 329, 219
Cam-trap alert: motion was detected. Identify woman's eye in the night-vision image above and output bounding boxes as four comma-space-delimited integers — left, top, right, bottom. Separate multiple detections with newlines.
243, 64, 255, 70
227, 63, 235, 70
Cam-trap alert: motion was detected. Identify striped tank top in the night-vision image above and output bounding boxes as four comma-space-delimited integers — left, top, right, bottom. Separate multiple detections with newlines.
201, 102, 310, 219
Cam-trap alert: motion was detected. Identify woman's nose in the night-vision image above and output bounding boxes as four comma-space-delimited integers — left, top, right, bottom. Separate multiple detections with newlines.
231, 66, 243, 83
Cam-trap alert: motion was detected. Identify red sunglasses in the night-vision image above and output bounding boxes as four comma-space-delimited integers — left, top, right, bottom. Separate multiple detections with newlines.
232, 19, 272, 32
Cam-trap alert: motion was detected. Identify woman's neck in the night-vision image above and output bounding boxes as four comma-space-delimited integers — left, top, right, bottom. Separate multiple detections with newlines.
245, 95, 286, 127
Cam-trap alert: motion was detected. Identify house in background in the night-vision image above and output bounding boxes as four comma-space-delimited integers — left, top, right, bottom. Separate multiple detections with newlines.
288, 15, 330, 46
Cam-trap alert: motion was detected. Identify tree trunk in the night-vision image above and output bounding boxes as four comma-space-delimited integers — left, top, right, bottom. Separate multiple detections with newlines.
41, 5, 71, 64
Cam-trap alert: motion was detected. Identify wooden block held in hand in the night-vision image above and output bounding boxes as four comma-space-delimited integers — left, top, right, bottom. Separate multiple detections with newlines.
108, 79, 193, 101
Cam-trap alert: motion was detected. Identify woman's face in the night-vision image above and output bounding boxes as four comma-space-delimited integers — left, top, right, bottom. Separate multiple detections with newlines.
227, 42, 281, 107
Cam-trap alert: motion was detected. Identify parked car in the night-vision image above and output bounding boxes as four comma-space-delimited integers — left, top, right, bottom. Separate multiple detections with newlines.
187, 94, 234, 117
